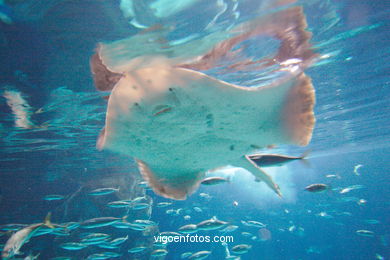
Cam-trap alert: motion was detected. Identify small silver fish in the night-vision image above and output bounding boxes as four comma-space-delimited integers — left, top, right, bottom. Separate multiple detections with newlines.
241, 220, 266, 228
197, 217, 228, 231
110, 235, 128, 246
88, 187, 119, 196
231, 244, 252, 255
106, 200, 131, 208
42, 194, 65, 201
178, 224, 198, 234
128, 246, 147, 253
181, 252, 193, 259
80, 216, 127, 229
60, 242, 87, 251
156, 202, 172, 208
356, 230, 374, 237
188, 250, 211, 259
151, 249, 168, 257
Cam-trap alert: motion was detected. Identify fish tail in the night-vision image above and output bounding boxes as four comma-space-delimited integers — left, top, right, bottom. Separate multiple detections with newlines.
299, 150, 311, 167
44, 212, 55, 229
122, 215, 129, 223
300, 150, 311, 159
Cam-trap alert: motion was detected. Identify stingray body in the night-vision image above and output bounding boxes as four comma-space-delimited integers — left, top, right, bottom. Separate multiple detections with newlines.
91, 6, 316, 200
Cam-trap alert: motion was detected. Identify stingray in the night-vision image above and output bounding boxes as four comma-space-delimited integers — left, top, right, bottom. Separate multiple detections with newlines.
91, 6, 316, 200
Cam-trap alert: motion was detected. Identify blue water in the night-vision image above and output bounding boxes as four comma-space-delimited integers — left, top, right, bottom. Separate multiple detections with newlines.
0, 0, 389, 259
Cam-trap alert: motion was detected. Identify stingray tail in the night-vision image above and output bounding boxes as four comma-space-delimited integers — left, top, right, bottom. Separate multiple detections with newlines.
136, 159, 202, 200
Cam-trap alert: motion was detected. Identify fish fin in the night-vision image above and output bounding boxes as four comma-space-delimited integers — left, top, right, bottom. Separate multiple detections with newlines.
44, 212, 55, 229
136, 159, 202, 200
282, 73, 315, 146
239, 156, 283, 197
90, 46, 123, 91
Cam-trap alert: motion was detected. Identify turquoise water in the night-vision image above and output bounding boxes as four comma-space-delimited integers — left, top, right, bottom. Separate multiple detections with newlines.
0, 0, 389, 259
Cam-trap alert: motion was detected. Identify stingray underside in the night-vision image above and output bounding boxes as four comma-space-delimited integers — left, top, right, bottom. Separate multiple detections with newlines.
96, 66, 314, 199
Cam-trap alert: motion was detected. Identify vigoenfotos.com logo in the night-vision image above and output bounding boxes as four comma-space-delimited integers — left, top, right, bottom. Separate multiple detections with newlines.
154, 234, 234, 244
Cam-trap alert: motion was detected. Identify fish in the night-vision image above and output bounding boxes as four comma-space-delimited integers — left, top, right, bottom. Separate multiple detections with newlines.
353, 164, 363, 175
304, 183, 328, 192
109, 235, 128, 246
364, 219, 380, 225
106, 200, 131, 208
248, 151, 310, 167
111, 222, 138, 229
88, 187, 119, 196
86, 253, 111, 260
193, 207, 203, 213
62, 222, 80, 230
188, 250, 211, 260
357, 199, 367, 205
91, 6, 316, 200
219, 225, 239, 233
200, 176, 229, 186
178, 224, 198, 234
80, 233, 111, 243
231, 244, 252, 255
80, 216, 127, 229
42, 194, 65, 201
340, 185, 364, 194
131, 196, 147, 203
133, 219, 157, 228
131, 202, 150, 210
128, 246, 147, 253
1, 213, 54, 259
0, 224, 28, 232
241, 232, 253, 237
241, 220, 266, 228
356, 230, 375, 237
181, 252, 193, 259
96, 243, 119, 250
151, 249, 168, 257
197, 217, 228, 231
325, 174, 341, 179
60, 242, 87, 251
156, 202, 172, 208
199, 194, 212, 200
316, 212, 333, 218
